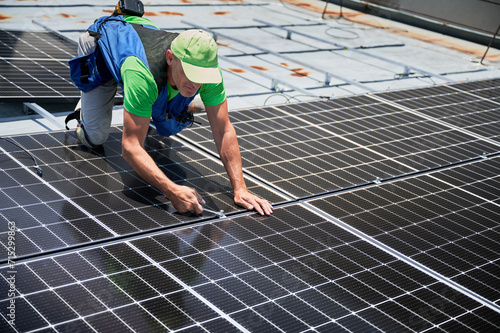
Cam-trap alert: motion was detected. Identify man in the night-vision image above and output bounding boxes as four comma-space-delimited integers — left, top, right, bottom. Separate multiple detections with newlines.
68, 12, 273, 216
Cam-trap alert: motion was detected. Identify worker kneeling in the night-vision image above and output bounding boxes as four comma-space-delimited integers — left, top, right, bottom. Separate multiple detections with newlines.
67, 6, 273, 216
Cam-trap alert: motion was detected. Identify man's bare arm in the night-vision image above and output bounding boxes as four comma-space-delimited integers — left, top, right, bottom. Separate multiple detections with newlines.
122, 109, 204, 214
205, 100, 273, 215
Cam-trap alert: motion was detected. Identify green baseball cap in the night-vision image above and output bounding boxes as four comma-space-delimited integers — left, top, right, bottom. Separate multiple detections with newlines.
171, 29, 222, 84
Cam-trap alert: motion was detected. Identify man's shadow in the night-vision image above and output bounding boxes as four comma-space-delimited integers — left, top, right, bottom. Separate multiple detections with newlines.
62, 126, 227, 218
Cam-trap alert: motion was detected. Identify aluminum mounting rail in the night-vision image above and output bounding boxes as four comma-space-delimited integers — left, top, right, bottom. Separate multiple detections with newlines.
254, 19, 457, 84
24, 103, 66, 130
181, 20, 375, 92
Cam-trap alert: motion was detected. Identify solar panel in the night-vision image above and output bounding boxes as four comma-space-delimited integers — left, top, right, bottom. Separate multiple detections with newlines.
0, 30, 81, 101
1, 78, 500, 332
373, 78, 500, 144
0, 128, 285, 259
277, 99, 498, 171
309, 155, 500, 306
180, 85, 500, 198
2, 204, 499, 332
0, 30, 76, 59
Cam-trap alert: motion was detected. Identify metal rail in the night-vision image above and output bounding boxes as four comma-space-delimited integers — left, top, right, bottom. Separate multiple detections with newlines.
182, 20, 375, 92
254, 19, 457, 83
24, 102, 66, 130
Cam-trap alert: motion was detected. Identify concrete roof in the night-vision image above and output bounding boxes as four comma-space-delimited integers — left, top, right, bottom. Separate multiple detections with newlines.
1, 0, 499, 135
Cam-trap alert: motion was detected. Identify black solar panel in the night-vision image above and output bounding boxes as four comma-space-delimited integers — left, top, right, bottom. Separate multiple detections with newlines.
374, 78, 500, 144
182, 107, 416, 198
280, 99, 498, 171
1, 78, 500, 332
0, 30, 81, 101
450, 78, 500, 94
0, 128, 285, 259
0, 30, 76, 59
309, 156, 500, 306
2, 205, 499, 332
180, 85, 500, 198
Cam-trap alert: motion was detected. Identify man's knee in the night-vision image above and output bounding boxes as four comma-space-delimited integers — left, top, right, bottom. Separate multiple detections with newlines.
86, 125, 109, 146
88, 130, 109, 147
77, 125, 109, 148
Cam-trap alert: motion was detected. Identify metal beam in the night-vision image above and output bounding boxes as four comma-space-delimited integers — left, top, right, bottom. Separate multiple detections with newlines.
24, 103, 66, 130
254, 19, 457, 83
181, 20, 375, 92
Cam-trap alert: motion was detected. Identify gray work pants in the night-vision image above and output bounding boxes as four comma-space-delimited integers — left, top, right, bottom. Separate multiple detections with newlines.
76, 32, 118, 146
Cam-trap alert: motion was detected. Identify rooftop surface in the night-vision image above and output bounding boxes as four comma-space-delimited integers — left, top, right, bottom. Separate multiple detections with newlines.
1, 0, 499, 135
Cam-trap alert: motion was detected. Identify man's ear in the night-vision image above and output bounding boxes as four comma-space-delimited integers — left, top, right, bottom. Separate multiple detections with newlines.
166, 49, 173, 65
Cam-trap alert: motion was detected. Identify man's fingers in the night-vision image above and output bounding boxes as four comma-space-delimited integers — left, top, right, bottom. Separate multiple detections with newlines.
171, 185, 204, 214
191, 189, 204, 214
195, 191, 206, 205
255, 198, 273, 216
192, 202, 203, 215
252, 199, 264, 215
261, 199, 273, 215
238, 194, 273, 216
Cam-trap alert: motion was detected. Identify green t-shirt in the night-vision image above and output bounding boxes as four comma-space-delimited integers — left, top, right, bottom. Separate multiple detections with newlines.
123, 15, 159, 28
121, 16, 226, 117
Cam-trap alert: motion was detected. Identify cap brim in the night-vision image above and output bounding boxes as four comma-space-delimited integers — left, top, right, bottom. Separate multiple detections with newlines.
181, 61, 222, 84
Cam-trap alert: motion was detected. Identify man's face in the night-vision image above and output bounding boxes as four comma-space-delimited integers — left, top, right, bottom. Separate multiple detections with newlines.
167, 50, 202, 97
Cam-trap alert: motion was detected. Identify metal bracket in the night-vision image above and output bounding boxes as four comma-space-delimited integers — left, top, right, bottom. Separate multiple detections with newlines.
204, 207, 226, 219
23, 103, 66, 130
181, 20, 374, 93
271, 78, 279, 91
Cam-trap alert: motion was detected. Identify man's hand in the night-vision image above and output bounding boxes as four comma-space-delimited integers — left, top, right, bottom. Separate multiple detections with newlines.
168, 184, 205, 214
205, 100, 273, 216
123, 110, 207, 215
234, 189, 273, 216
